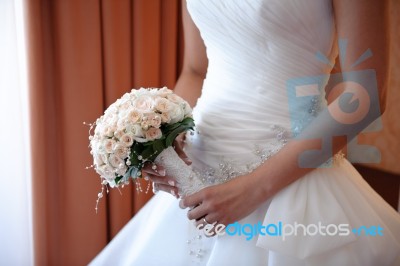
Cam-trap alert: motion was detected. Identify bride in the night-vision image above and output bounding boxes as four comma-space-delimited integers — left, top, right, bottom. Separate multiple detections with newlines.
91, 0, 400, 265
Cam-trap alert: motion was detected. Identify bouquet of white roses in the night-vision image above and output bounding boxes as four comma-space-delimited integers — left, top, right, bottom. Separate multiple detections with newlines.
89, 87, 198, 196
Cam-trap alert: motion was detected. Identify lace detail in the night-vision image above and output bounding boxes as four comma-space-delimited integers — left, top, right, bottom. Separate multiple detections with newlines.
192, 142, 285, 187
154, 146, 207, 196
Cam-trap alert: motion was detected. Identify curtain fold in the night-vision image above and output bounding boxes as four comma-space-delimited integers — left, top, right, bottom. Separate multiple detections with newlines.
25, 0, 182, 265
359, 0, 400, 175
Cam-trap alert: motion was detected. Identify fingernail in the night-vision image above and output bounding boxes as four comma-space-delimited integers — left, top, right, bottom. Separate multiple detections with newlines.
179, 200, 186, 209
171, 190, 177, 197
168, 180, 175, 186
159, 169, 166, 176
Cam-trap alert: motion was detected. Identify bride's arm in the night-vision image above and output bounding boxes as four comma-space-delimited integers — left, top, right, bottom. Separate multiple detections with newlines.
183, 0, 389, 226
173, 0, 208, 107
142, 1, 208, 195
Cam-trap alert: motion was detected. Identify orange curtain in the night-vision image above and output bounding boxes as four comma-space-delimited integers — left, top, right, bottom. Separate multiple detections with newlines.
25, 0, 183, 265
359, 0, 400, 175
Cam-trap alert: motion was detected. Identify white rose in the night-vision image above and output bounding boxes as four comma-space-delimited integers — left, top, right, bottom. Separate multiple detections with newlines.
120, 133, 134, 147
141, 120, 150, 131
90, 135, 101, 147
114, 130, 125, 139
159, 86, 173, 96
134, 95, 154, 112
94, 124, 103, 135
134, 136, 148, 143
154, 97, 173, 113
115, 98, 122, 106
121, 92, 131, 101
120, 100, 132, 110
93, 153, 105, 166
167, 93, 184, 104
127, 123, 144, 137
108, 154, 125, 168
103, 139, 116, 153
125, 110, 141, 123
169, 104, 184, 124
145, 127, 162, 141
116, 165, 128, 176
111, 125, 118, 134
116, 98, 130, 109
100, 113, 110, 123
117, 119, 127, 130
113, 143, 129, 158
160, 112, 171, 123
97, 164, 114, 179
90, 141, 102, 154
118, 110, 128, 119
100, 153, 108, 164
133, 88, 150, 98
104, 105, 118, 116
145, 113, 162, 128
150, 87, 172, 97
103, 126, 115, 138
182, 102, 192, 117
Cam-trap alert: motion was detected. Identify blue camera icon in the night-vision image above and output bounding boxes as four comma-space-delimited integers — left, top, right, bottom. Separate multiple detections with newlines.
286, 69, 383, 168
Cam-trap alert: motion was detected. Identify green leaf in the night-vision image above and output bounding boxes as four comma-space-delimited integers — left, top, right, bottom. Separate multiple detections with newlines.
115, 174, 123, 184
143, 136, 165, 146
163, 123, 181, 133
163, 117, 195, 135
141, 146, 155, 161
165, 125, 187, 147
181, 117, 195, 127
152, 139, 165, 155
130, 143, 144, 167
164, 118, 195, 147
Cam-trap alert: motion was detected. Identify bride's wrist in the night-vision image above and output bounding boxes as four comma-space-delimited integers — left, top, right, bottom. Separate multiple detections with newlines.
248, 170, 273, 205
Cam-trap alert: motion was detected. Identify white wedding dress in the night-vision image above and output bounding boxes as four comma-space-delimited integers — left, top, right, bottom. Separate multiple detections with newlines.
90, 0, 400, 265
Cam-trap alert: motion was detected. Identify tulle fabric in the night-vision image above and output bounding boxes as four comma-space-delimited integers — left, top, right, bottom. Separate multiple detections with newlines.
90, 0, 400, 265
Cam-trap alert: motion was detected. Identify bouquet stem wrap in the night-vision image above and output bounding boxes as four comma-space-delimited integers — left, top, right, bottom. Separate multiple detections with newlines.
155, 146, 206, 196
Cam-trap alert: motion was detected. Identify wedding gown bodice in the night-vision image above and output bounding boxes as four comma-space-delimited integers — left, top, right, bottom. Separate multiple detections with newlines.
185, 0, 337, 177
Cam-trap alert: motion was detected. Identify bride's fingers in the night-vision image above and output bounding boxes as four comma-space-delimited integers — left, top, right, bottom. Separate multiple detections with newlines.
148, 174, 178, 187
154, 183, 179, 198
142, 162, 166, 176
174, 135, 192, 165
181, 189, 204, 209
187, 204, 208, 221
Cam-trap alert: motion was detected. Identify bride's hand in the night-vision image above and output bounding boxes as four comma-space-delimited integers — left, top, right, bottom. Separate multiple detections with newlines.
142, 133, 191, 198
180, 172, 265, 226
